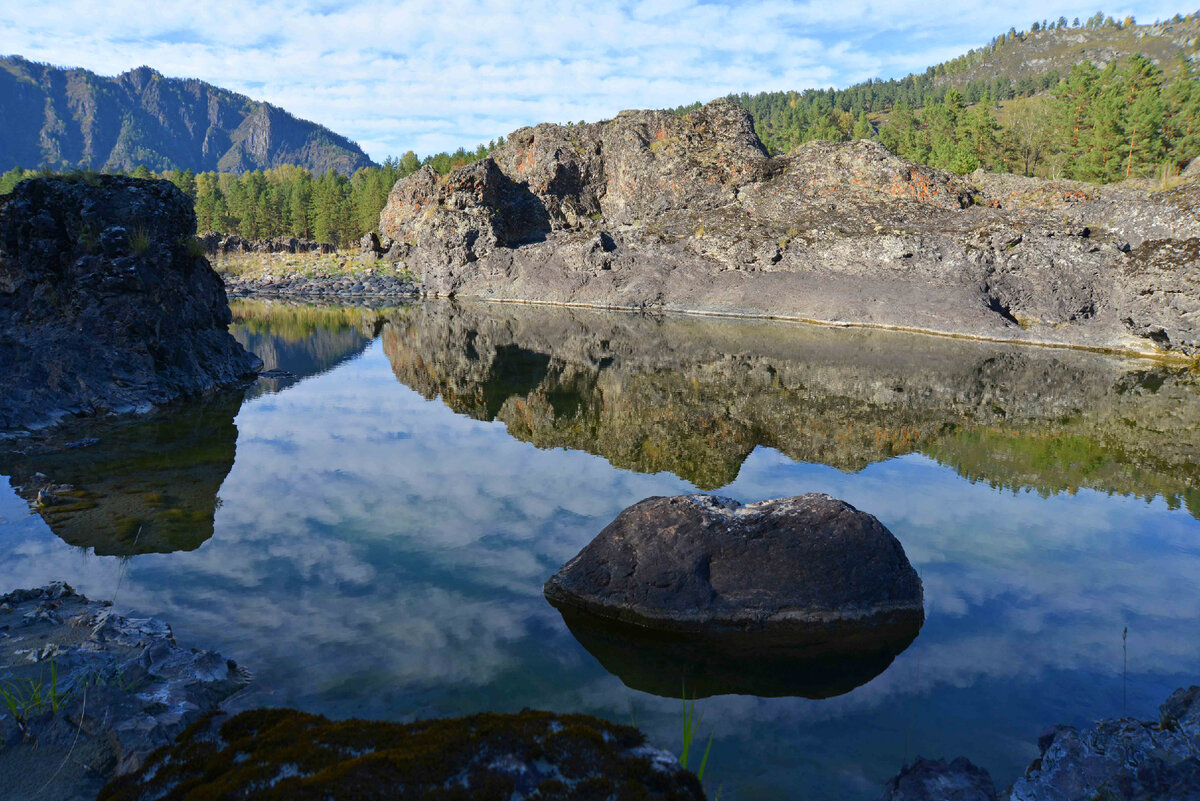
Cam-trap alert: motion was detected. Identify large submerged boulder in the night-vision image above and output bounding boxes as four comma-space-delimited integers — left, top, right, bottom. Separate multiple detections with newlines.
99, 707, 706, 801
546, 494, 923, 634
378, 101, 1200, 359
0, 175, 258, 434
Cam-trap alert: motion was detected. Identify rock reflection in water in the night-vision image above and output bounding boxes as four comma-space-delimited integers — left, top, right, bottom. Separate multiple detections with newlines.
0, 391, 243, 555
553, 602, 922, 699
381, 300, 1200, 508
228, 299, 393, 396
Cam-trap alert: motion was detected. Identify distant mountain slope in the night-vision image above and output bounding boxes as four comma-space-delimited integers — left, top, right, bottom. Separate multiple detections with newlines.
0, 55, 374, 175
713, 13, 1200, 155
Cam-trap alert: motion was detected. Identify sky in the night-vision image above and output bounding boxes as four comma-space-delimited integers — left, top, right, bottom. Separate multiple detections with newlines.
1, 0, 1191, 160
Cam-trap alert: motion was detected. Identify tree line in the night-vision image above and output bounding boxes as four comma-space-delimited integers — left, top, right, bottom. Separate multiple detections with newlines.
688, 13, 1199, 180
0, 141, 502, 249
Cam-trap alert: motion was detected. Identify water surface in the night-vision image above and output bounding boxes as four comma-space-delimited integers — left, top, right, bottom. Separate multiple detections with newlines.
2, 298, 1199, 800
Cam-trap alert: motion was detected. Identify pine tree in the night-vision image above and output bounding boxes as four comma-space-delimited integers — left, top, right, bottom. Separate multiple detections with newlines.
852, 111, 873, 139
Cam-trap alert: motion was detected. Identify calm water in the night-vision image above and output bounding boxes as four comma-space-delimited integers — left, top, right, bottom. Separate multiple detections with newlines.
3, 298, 1199, 800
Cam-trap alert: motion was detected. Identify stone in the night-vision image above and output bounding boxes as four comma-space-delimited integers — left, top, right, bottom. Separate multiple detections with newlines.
0, 176, 259, 435
377, 101, 1200, 358
1010, 685, 1200, 801
878, 757, 998, 801
99, 707, 705, 801
545, 494, 924, 634
360, 230, 382, 253
0, 584, 248, 801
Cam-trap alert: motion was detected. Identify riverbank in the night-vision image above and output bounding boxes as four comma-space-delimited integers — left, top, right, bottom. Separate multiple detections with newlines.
213, 250, 419, 298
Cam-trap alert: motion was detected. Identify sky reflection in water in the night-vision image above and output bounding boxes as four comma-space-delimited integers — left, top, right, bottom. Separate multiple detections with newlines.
1, 299, 1198, 801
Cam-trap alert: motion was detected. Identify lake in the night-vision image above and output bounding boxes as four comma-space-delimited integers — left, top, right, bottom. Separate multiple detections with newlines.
2, 297, 1199, 800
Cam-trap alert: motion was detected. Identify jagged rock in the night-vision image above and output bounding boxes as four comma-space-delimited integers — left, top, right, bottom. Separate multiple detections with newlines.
1010, 686, 1200, 801
197, 231, 335, 255
544, 494, 924, 634
379, 101, 1200, 358
878, 757, 997, 801
0, 583, 249, 801
99, 707, 705, 801
0, 176, 259, 434
360, 230, 382, 253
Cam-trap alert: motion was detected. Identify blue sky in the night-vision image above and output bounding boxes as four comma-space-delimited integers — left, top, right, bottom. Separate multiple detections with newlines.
1, 0, 1190, 160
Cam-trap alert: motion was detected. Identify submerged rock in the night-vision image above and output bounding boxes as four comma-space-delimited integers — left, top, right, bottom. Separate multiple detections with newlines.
99, 707, 706, 800
545, 494, 924, 634
0, 583, 249, 801
0, 176, 259, 434
878, 757, 998, 801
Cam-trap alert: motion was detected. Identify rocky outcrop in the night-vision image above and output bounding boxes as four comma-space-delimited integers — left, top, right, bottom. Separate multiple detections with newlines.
99, 707, 706, 800
1010, 686, 1200, 801
545, 494, 924, 633
0, 583, 249, 801
0, 175, 259, 434
379, 101, 1200, 358
197, 231, 335, 255
880, 686, 1200, 801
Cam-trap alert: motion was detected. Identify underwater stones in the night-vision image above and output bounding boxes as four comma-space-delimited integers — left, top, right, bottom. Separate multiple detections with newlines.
545, 494, 924, 635
99, 708, 706, 801
877, 757, 998, 801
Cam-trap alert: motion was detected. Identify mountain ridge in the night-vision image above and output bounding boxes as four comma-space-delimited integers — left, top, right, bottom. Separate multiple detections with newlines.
0, 55, 374, 175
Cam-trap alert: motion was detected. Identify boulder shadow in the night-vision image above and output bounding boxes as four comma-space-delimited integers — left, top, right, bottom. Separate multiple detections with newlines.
552, 600, 922, 700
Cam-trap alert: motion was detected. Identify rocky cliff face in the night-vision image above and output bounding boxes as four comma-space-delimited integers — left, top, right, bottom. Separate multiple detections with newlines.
379, 100, 1200, 358
0, 175, 258, 433
0, 56, 373, 174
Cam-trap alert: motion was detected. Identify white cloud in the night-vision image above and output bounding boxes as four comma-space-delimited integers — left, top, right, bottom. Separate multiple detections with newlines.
0, 0, 1187, 158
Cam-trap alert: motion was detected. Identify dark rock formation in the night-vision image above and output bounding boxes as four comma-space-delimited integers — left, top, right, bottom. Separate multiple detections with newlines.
379, 101, 1200, 358
198, 231, 335, 255
0, 390, 242, 555
380, 300, 1200, 510
0, 175, 258, 434
1009, 686, 1200, 801
878, 757, 998, 801
544, 494, 924, 634
99, 707, 705, 801
0, 56, 373, 175
0, 583, 249, 801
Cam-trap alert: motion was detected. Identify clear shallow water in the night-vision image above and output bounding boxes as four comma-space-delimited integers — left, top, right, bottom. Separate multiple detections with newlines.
2, 298, 1199, 800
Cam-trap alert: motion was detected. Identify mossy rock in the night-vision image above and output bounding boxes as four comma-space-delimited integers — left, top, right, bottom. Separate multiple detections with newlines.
99, 708, 706, 801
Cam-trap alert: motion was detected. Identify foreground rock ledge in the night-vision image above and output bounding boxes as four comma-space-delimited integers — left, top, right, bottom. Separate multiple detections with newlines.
545, 494, 924, 635
0, 583, 249, 801
0, 175, 258, 435
99, 708, 706, 801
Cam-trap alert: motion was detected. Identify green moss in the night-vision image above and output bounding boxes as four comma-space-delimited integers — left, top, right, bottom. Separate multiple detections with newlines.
100, 708, 704, 801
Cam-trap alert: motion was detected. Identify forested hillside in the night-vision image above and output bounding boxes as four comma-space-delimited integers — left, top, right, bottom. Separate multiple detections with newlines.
0, 56, 373, 175
700, 12, 1200, 180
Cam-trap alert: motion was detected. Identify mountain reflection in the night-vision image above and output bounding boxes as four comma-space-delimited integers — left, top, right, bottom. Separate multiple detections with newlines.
381, 300, 1200, 509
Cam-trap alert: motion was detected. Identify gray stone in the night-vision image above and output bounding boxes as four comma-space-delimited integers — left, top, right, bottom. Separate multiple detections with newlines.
0, 176, 259, 435
378, 101, 1200, 358
0, 583, 248, 801
545, 493, 924, 634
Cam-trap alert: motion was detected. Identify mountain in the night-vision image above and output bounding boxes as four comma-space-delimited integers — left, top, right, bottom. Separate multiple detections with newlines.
0, 55, 374, 175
